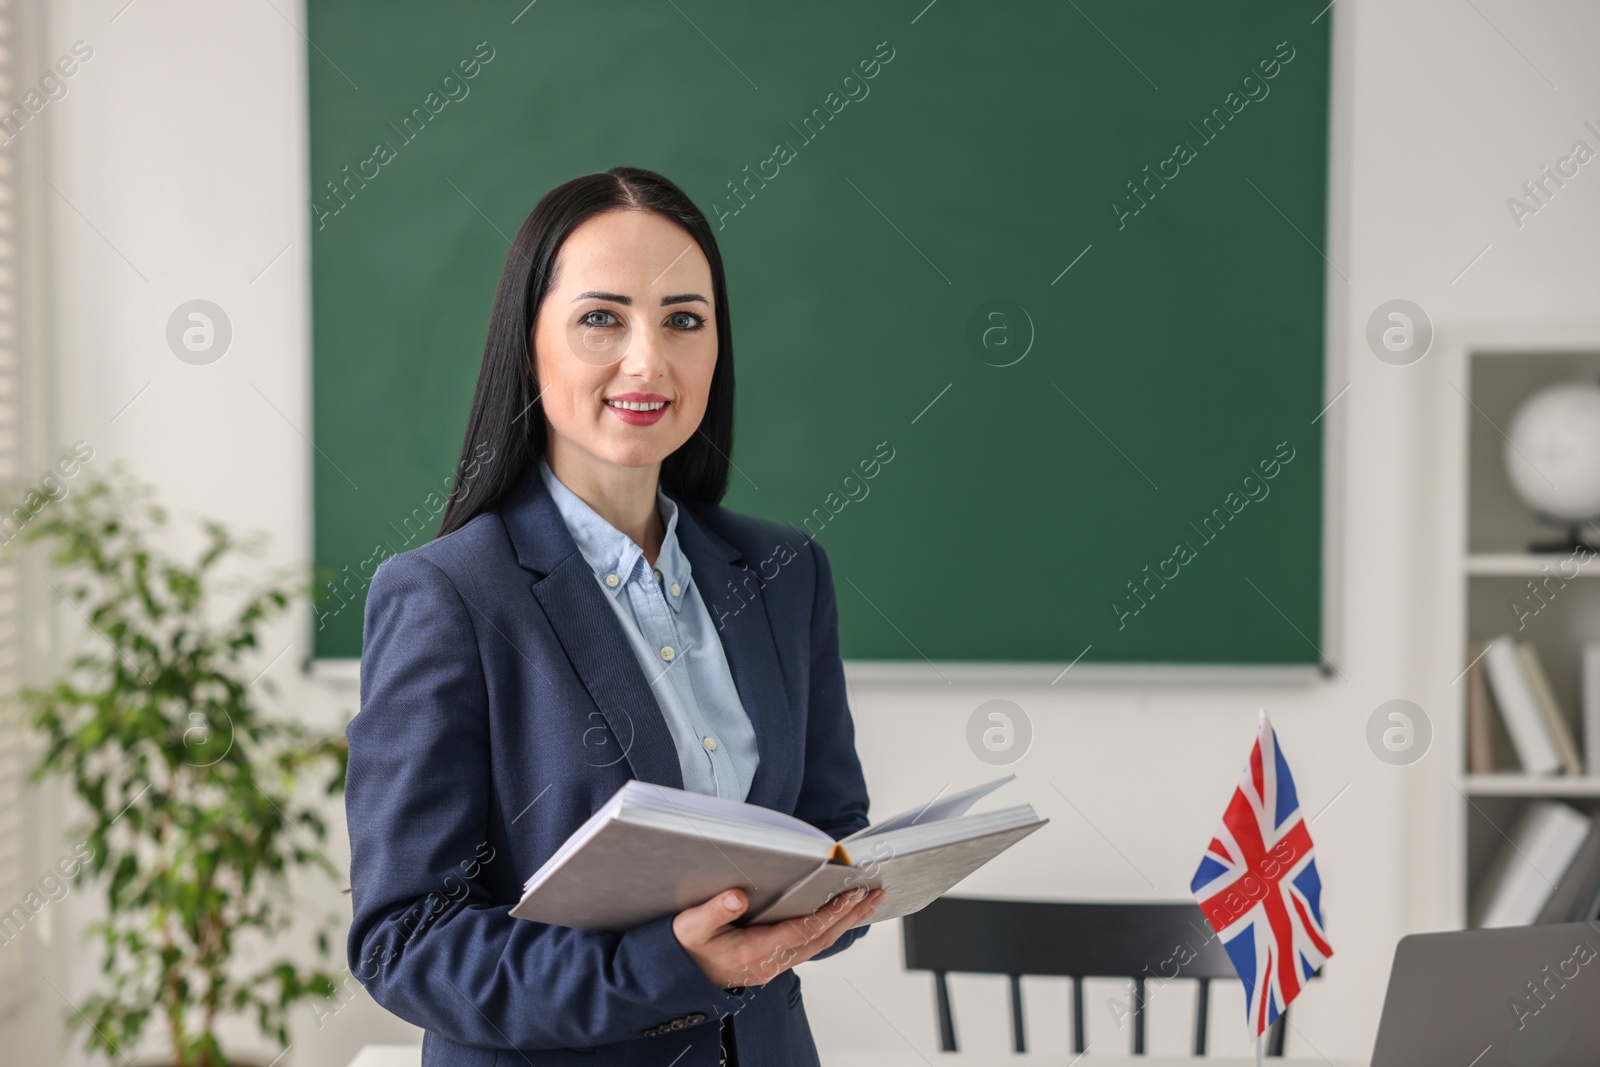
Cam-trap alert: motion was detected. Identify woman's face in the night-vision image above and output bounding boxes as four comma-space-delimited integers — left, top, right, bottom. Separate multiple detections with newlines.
532, 208, 718, 476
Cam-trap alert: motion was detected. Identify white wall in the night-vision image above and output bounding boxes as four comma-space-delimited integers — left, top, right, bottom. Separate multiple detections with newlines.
9, 0, 1600, 1063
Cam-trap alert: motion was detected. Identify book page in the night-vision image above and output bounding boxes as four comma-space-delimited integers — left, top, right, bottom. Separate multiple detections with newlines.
621, 779, 833, 841
845, 774, 1016, 841
748, 817, 1047, 925
512, 818, 834, 934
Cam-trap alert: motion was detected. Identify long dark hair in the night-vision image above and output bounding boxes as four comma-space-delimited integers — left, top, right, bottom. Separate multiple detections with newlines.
436, 167, 735, 539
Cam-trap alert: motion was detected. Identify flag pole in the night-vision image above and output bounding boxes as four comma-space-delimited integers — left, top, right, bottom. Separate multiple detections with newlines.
1255, 1031, 1264, 1067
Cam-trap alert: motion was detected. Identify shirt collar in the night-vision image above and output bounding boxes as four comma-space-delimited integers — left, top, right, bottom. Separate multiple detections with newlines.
538, 457, 691, 612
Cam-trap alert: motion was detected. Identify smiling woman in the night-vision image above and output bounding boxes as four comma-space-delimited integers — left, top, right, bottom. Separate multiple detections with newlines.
345, 167, 879, 1067
529, 207, 722, 507
433, 170, 740, 535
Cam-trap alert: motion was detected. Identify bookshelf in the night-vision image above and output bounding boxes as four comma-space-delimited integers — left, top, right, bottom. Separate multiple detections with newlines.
1442, 334, 1600, 929
1465, 554, 1600, 578
1462, 774, 1600, 798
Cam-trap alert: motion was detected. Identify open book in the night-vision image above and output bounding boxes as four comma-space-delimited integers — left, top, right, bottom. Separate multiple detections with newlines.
509, 775, 1047, 934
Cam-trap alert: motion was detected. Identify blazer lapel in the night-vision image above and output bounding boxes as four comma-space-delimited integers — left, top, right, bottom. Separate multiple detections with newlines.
669, 493, 799, 813
501, 472, 684, 791
499, 467, 799, 811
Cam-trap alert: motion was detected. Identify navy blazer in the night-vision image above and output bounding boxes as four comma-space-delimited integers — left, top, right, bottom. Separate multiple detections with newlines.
345, 467, 873, 1067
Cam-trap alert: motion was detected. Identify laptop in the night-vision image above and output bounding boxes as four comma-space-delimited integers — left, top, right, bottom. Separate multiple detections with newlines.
1371, 920, 1600, 1066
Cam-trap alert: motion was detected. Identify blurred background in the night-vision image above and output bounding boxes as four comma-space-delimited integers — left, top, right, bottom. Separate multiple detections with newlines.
2, 0, 1600, 1064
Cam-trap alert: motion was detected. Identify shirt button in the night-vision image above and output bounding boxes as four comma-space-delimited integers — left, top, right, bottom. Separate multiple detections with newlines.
604, 573, 620, 587
653, 568, 663, 583
703, 736, 718, 751
670, 582, 681, 596
660, 646, 675, 662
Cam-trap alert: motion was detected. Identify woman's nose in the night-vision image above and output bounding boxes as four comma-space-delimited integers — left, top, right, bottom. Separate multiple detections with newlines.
618, 327, 667, 379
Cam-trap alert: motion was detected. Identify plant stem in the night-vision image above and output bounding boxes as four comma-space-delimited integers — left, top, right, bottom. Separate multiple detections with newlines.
165, 921, 186, 1067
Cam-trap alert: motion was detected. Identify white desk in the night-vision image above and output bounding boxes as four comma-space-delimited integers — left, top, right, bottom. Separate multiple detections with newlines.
347, 1051, 417, 1067
348, 1049, 421, 1067
349, 1045, 1363, 1066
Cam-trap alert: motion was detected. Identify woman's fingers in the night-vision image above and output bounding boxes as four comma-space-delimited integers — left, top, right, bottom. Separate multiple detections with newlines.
789, 888, 884, 963
737, 897, 853, 983
785, 887, 868, 943
750, 887, 883, 963
722, 889, 855, 982
847, 887, 886, 928
672, 887, 748, 950
674, 886, 887, 989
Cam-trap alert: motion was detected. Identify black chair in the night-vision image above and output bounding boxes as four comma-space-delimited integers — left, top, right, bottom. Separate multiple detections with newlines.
902, 897, 1302, 1056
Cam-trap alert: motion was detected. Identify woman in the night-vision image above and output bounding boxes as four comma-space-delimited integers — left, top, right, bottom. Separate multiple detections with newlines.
345, 167, 884, 1067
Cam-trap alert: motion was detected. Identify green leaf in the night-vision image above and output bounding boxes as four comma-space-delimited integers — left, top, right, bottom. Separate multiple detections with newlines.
20, 466, 349, 1064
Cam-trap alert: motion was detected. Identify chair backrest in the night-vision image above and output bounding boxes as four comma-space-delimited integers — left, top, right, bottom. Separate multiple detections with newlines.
901, 896, 1293, 1057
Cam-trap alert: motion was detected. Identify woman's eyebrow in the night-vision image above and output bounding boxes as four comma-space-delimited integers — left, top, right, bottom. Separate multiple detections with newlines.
571, 290, 709, 306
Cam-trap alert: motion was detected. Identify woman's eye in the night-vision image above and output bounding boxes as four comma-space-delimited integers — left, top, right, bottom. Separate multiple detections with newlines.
580, 309, 619, 328
668, 311, 706, 331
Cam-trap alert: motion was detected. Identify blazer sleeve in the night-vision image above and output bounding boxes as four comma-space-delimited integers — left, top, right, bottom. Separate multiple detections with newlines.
345, 553, 747, 1051
790, 538, 873, 962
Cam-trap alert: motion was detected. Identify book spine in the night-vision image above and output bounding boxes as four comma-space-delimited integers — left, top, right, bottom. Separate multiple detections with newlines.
1536, 822, 1600, 923
1483, 636, 1561, 775
1467, 640, 1494, 774
1480, 801, 1590, 927
1516, 641, 1582, 775
1586, 643, 1600, 779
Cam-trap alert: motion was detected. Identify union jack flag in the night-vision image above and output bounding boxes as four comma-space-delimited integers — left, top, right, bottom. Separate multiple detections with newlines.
1190, 711, 1333, 1037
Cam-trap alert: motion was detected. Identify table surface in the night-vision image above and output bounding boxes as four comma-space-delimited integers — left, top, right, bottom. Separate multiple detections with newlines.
349, 1045, 1364, 1066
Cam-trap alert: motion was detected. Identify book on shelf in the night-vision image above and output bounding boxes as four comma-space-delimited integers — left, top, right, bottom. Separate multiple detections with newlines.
1473, 800, 1593, 928
1480, 636, 1564, 776
1473, 636, 1588, 777
1515, 641, 1584, 775
508, 775, 1048, 935
1535, 818, 1600, 924
1466, 639, 1518, 774
1583, 865, 1600, 922
1585, 643, 1600, 781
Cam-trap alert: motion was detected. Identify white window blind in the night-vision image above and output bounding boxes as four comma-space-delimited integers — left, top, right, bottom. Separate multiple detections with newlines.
0, 0, 32, 1018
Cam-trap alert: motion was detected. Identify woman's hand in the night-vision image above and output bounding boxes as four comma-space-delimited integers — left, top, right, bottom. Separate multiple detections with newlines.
672, 886, 885, 989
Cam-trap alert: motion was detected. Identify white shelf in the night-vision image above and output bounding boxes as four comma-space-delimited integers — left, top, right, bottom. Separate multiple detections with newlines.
1466, 553, 1600, 577
1463, 774, 1600, 797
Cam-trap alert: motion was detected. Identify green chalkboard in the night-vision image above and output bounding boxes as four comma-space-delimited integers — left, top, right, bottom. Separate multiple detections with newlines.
309, 1, 1330, 665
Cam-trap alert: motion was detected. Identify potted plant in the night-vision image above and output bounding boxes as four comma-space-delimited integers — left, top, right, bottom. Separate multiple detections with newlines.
14, 461, 348, 1067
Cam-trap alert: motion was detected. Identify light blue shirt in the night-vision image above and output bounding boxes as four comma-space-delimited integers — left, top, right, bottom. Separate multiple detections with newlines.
538, 458, 761, 801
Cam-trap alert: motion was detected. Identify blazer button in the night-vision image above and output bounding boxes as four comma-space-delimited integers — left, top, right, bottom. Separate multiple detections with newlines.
686, 1012, 706, 1025
670, 1016, 686, 1029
